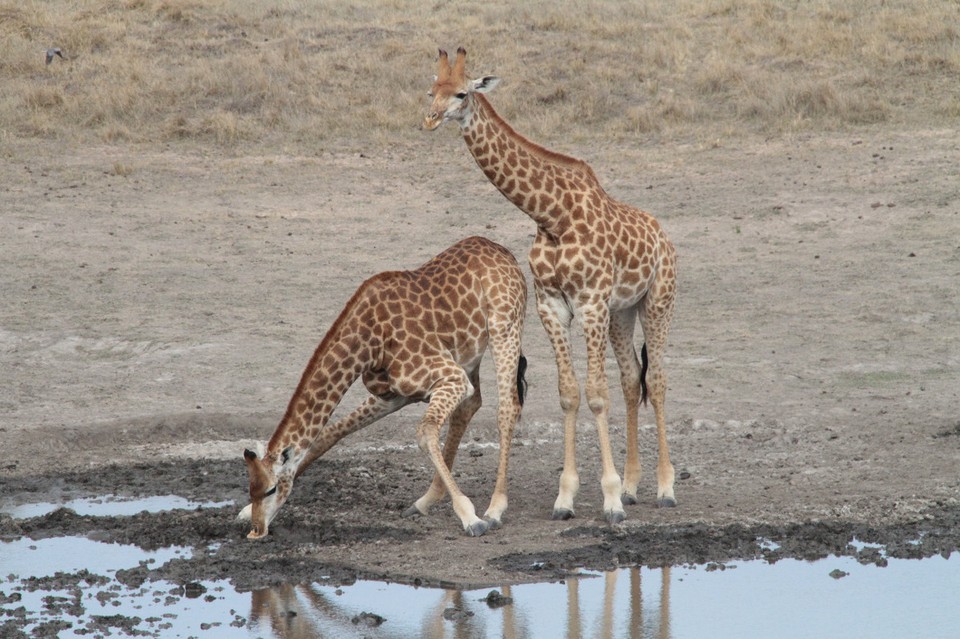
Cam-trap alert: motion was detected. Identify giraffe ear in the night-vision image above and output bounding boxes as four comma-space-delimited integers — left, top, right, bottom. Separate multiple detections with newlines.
470, 75, 501, 94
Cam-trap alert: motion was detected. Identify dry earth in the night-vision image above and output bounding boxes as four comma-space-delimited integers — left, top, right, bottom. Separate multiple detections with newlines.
2, 124, 960, 592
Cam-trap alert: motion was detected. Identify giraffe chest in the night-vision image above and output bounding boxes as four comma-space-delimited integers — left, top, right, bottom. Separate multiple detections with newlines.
528, 230, 656, 308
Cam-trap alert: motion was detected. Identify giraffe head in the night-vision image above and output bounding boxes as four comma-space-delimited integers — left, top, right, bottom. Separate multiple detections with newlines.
423, 47, 500, 131
239, 444, 296, 539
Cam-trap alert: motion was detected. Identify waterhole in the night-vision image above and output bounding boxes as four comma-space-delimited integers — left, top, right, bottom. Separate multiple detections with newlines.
1, 530, 956, 638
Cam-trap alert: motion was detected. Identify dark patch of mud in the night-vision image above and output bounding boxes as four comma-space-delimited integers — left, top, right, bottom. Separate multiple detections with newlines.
4, 456, 423, 590
4, 455, 960, 592
491, 511, 960, 581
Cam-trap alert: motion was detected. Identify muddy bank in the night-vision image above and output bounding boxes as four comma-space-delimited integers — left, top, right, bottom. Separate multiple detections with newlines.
4, 455, 959, 592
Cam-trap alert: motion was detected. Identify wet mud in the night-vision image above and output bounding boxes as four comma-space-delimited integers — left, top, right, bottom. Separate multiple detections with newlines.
4, 456, 959, 592
3, 452, 959, 637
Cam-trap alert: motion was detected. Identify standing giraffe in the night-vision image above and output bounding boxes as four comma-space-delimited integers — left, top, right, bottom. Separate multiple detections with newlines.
239, 236, 527, 538
424, 48, 677, 524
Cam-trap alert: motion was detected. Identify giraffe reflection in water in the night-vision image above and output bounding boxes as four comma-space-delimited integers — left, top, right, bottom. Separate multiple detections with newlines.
247, 566, 671, 639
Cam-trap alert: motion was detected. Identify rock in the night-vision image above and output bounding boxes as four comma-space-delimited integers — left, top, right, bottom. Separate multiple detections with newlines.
442, 607, 474, 621
351, 611, 386, 627
482, 590, 513, 608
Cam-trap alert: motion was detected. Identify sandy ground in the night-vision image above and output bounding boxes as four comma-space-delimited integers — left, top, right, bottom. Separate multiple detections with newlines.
2, 126, 960, 592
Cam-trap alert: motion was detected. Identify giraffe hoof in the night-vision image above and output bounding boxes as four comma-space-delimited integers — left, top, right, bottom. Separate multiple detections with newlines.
620, 494, 638, 506
551, 508, 575, 521
657, 497, 678, 508
605, 510, 626, 525
466, 520, 490, 537
402, 505, 424, 518
484, 516, 503, 530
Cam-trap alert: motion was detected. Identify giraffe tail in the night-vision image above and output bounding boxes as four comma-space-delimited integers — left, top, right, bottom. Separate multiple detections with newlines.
640, 343, 649, 406
516, 354, 528, 406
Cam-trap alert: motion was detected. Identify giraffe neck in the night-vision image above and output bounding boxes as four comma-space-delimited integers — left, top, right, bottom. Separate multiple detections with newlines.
267, 296, 375, 467
460, 94, 603, 236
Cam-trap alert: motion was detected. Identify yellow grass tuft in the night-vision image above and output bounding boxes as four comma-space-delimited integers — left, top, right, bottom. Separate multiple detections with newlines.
0, 0, 956, 152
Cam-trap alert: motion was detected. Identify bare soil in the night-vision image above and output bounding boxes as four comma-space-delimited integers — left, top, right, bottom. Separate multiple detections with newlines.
2, 127, 959, 592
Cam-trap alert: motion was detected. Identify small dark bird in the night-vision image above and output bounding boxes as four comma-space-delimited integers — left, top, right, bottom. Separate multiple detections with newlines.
45, 48, 65, 65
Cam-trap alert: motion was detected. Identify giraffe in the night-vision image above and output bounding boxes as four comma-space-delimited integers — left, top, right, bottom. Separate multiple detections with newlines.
238, 236, 527, 538
424, 48, 677, 524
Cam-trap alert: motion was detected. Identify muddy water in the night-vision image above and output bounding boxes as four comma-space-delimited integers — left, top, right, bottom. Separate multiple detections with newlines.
1, 494, 234, 520
1, 496, 958, 639
3, 545, 959, 638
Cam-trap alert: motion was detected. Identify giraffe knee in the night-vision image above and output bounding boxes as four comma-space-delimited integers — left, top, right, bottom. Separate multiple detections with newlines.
415, 426, 436, 453
587, 396, 607, 414
585, 384, 609, 415
559, 392, 580, 412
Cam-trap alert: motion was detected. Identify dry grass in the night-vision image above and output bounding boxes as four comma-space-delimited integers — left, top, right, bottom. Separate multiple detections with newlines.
1, 0, 958, 151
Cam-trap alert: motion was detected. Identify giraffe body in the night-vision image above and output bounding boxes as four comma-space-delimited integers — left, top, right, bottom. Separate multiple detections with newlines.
240, 236, 527, 538
425, 48, 677, 524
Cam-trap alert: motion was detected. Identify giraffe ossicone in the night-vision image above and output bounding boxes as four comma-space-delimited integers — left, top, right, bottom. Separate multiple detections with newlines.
425, 47, 678, 524
241, 236, 527, 539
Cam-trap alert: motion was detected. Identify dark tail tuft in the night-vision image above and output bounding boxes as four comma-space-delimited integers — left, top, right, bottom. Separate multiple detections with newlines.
640, 344, 649, 406
516, 354, 528, 407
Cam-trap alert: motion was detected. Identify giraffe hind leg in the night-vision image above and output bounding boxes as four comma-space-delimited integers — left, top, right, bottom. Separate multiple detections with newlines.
609, 307, 643, 506
482, 318, 525, 529
640, 289, 677, 508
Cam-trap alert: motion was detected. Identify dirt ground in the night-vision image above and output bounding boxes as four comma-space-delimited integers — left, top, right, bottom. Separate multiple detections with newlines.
2, 125, 959, 593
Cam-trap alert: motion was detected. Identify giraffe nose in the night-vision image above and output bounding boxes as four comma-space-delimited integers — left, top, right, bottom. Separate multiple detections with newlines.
422, 113, 442, 131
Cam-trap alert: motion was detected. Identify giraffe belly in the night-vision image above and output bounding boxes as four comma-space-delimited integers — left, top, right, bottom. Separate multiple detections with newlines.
609, 282, 652, 310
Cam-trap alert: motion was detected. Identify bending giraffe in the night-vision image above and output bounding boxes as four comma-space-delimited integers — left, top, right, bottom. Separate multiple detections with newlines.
239, 236, 527, 538
424, 48, 677, 524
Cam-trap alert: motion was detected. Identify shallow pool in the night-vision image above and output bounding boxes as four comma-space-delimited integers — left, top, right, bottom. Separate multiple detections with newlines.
1, 532, 957, 638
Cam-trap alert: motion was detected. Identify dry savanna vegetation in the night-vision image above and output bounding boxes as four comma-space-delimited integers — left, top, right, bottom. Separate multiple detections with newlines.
2, 0, 958, 153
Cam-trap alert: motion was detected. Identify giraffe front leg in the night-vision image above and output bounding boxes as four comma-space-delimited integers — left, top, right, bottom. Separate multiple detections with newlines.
536, 287, 581, 520
413, 370, 488, 536
580, 302, 625, 525
403, 367, 481, 519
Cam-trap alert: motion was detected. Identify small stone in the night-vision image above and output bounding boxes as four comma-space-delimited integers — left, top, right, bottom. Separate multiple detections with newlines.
183, 582, 207, 599
351, 611, 385, 627
482, 590, 513, 608
443, 607, 474, 621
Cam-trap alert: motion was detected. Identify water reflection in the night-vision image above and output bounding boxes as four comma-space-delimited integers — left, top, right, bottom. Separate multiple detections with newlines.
247, 567, 671, 639
3, 540, 958, 638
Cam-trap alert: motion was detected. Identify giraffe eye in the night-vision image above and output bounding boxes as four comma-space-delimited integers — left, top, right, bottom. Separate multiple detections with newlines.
264, 485, 277, 497
455, 92, 467, 100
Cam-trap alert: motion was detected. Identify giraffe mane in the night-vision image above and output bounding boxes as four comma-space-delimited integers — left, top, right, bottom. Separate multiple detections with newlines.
473, 93, 602, 183
267, 273, 395, 452
453, 46, 598, 180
